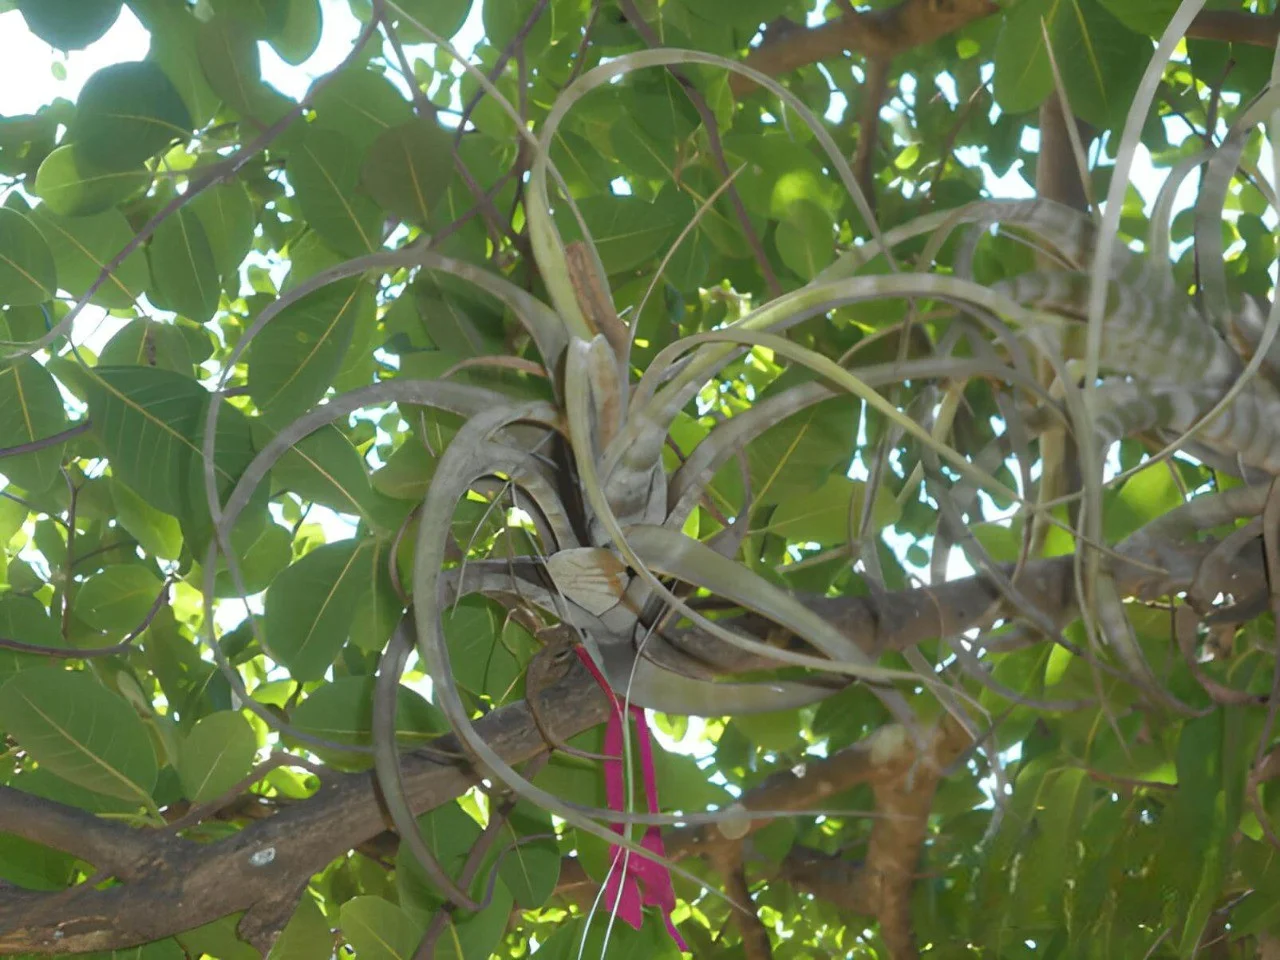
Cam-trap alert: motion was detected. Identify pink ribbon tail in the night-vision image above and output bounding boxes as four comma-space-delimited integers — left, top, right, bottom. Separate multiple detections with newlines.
574, 647, 687, 953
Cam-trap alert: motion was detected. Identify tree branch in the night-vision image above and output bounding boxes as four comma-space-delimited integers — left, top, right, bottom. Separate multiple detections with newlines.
0, 665, 611, 955
0, 787, 158, 881
732, 0, 1279, 97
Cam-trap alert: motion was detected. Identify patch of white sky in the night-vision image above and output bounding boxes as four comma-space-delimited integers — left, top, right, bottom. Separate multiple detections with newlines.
2, 3, 1276, 781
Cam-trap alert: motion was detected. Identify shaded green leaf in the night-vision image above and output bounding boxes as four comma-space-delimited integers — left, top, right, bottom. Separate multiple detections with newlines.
247, 278, 373, 424
0, 357, 71, 494
0, 666, 158, 803
149, 207, 220, 323
18, 0, 123, 50
33, 145, 150, 217
340, 896, 423, 960
68, 61, 192, 172
177, 710, 256, 803
76, 564, 164, 634
361, 121, 453, 225
0, 207, 57, 306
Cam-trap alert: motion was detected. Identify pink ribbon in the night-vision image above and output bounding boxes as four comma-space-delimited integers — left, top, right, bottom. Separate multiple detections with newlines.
574, 647, 688, 953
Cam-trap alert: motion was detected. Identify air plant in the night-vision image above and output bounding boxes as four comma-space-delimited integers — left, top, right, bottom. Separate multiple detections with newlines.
124, 0, 1279, 950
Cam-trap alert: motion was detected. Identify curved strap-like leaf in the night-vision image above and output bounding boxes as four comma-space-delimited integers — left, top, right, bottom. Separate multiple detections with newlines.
407, 404, 777, 859
527, 48, 893, 340
598, 643, 839, 717
1193, 84, 1279, 326
665, 354, 1055, 530
619, 274, 1045, 499
374, 616, 483, 909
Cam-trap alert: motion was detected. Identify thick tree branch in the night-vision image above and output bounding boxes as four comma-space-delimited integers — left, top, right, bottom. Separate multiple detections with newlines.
0, 665, 611, 955
733, 0, 998, 94
0, 787, 158, 882
733, 0, 1279, 97
673, 532, 1264, 675
2, 520, 1264, 954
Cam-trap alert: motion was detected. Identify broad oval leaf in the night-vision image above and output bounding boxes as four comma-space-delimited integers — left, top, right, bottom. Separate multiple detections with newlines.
177, 710, 256, 803
196, 16, 266, 120
361, 121, 453, 225
17, 0, 124, 50
110, 477, 184, 559
189, 181, 256, 283
85, 365, 208, 517
775, 197, 834, 280
32, 145, 150, 217
286, 128, 383, 256
30, 205, 151, 309
339, 896, 423, 960
288, 675, 446, 770
0, 666, 158, 803
575, 194, 685, 276
98, 319, 195, 375
0, 358, 72, 494
149, 207, 220, 323
308, 66, 414, 153
256, 421, 378, 519
67, 61, 192, 172
85, 364, 262, 547
0, 207, 57, 306
266, 0, 323, 65
0, 595, 69, 684
75, 564, 165, 634
247, 277, 373, 424
263, 538, 372, 680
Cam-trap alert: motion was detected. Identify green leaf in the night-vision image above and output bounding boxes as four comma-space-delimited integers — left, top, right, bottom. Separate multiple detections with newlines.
211, 519, 292, 597
263, 539, 375, 681
1103, 458, 1184, 542
576, 194, 687, 276
247, 278, 373, 424
0, 595, 69, 684
110, 478, 183, 559
0, 358, 71, 494
443, 596, 532, 701
747, 397, 857, 506
145, 1, 222, 128
33, 145, 150, 217
396, 802, 483, 915
340, 897, 424, 960
1098, 0, 1179, 37
288, 675, 445, 769
177, 710, 256, 803
265, 0, 322, 65
259, 422, 378, 519
84, 365, 261, 544
535, 916, 681, 960
0, 666, 158, 804
68, 61, 192, 172
361, 121, 453, 226
393, 0, 473, 41
75, 564, 165, 634
497, 806, 561, 909
149, 207, 220, 323
286, 128, 384, 257
98, 319, 195, 375
775, 197, 834, 279
18, 0, 123, 49
993, 0, 1150, 127
197, 16, 267, 120
0, 207, 57, 306
309, 66, 414, 154
30, 205, 150, 309
189, 182, 256, 282
430, 880, 513, 960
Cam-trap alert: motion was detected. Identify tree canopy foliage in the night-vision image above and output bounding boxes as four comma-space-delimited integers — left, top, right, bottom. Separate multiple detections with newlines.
0, 0, 1279, 957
